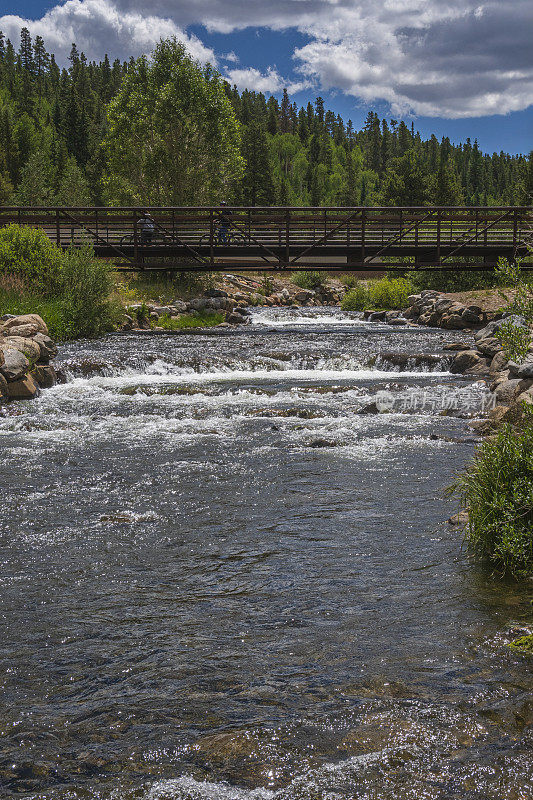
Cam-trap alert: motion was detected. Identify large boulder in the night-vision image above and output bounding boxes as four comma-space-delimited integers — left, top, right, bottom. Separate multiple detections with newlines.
441, 313, 468, 330
476, 336, 503, 359
0, 348, 29, 381
450, 350, 483, 374
508, 356, 533, 379
2, 335, 41, 362
461, 306, 484, 325
32, 365, 57, 389
2, 313, 48, 336
489, 351, 509, 377
7, 374, 40, 400
474, 315, 527, 343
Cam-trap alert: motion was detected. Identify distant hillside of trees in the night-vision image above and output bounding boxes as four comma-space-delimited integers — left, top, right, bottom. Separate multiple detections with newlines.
0, 27, 531, 208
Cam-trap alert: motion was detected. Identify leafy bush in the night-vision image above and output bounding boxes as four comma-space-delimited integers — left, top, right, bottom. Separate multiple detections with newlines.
451, 408, 533, 577
494, 258, 533, 360
292, 271, 325, 290
496, 257, 533, 321
408, 265, 501, 293
0, 227, 118, 339
496, 319, 531, 361
342, 277, 414, 311
59, 246, 118, 338
0, 224, 65, 295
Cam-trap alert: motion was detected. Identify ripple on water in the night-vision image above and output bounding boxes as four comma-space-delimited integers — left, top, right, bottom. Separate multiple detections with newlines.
0, 311, 531, 800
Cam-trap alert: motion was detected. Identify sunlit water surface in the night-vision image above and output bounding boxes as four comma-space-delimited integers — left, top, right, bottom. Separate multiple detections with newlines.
0, 308, 531, 799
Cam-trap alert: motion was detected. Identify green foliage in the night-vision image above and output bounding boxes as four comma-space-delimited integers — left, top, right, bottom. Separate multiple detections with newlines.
0, 223, 64, 294
451, 409, 533, 577
494, 258, 533, 359
0, 27, 528, 209
0, 227, 117, 339
508, 634, 533, 654
496, 320, 531, 361
158, 311, 224, 329
127, 270, 214, 302
408, 266, 501, 293
496, 257, 533, 322
292, 270, 324, 290
103, 39, 243, 204
58, 246, 117, 338
341, 277, 415, 311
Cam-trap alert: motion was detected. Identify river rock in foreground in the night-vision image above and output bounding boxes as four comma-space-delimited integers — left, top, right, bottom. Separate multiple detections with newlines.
0, 314, 58, 401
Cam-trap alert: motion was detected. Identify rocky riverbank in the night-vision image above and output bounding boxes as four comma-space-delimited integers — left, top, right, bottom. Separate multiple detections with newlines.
0, 314, 58, 401
363, 289, 533, 433
121, 273, 344, 331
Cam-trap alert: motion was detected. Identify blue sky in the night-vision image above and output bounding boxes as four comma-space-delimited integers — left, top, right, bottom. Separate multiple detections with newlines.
2, 0, 532, 155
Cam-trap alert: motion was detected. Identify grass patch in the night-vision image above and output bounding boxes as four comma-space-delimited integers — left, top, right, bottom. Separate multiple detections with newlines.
341, 277, 415, 311
449, 406, 533, 578
119, 270, 214, 304
158, 311, 224, 330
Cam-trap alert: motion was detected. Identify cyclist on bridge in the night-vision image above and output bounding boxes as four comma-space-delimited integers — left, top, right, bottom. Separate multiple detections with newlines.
139, 212, 156, 245
216, 201, 233, 244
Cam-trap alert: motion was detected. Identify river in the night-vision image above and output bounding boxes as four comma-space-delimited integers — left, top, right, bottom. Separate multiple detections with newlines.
0, 308, 531, 799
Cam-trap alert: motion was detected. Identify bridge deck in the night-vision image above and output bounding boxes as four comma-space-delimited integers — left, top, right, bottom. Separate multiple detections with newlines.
1, 206, 531, 271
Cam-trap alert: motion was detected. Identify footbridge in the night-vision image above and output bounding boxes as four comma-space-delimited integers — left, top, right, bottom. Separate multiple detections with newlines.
1, 206, 532, 272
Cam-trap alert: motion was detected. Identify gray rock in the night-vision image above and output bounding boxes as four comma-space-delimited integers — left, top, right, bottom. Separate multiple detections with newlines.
171, 300, 188, 313
2, 313, 48, 336
461, 306, 484, 325
450, 350, 483, 374
204, 288, 228, 298
0, 348, 29, 381
33, 333, 58, 363
369, 311, 386, 321
476, 336, 503, 358
443, 343, 470, 351
434, 298, 455, 314
475, 315, 527, 342
489, 351, 509, 377
442, 313, 468, 330
2, 335, 41, 362
510, 358, 533, 379
494, 379, 522, 404
32, 365, 57, 389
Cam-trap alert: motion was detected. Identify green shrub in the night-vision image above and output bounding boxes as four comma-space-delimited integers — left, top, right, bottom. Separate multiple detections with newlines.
0, 224, 65, 295
341, 277, 414, 311
496, 319, 531, 361
292, 270, 325, 290
0, 227, 118, 340
59, 246, 118, 338
341, 282, 369, 311
450, 408, 533, 577
408, 265, 501, 293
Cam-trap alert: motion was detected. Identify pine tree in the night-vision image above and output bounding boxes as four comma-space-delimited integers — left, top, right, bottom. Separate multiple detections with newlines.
15, 150, 54, 205
241, 120, 275, 205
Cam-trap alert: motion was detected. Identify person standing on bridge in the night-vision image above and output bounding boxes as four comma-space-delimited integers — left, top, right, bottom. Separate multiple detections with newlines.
139, 212, 156, 245
216, 201, 233, 244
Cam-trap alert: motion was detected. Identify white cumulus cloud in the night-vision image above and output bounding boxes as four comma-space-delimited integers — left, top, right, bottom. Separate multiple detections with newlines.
225, 66, 311, 95
1, 0, 532, 117
0, 0, 215, 65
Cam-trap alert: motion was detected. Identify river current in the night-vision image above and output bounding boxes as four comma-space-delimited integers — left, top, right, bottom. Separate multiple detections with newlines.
0, 308, 531, 799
